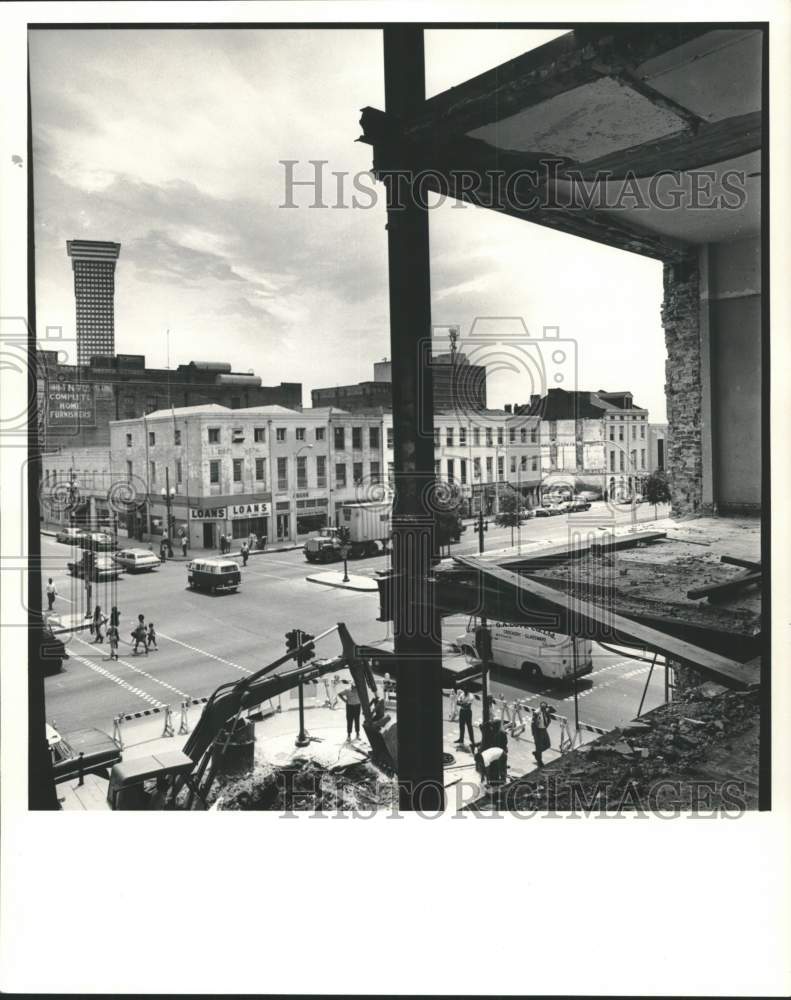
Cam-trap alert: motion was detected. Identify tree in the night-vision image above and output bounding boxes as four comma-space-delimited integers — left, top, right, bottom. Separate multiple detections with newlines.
643, 470, 671, 519
495, 489, 521, 545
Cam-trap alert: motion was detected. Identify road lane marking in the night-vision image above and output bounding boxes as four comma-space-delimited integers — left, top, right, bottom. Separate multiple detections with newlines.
68, 649, 166, 709
73, 634, 192, 700
156, 632, 252, 674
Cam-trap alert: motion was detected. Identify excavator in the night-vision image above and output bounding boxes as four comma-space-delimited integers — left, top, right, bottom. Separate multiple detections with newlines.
95, 623, 396, 810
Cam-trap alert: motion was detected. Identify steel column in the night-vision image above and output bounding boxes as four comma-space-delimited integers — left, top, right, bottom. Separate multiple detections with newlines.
383, 26, 444, 811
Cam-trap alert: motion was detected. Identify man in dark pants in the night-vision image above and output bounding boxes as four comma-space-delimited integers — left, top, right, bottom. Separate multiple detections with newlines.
339, 680, 362, 741
454, 687, 476, 749
531, 702, 553, 766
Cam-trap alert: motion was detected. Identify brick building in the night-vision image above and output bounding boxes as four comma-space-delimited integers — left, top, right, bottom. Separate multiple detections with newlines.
311, 353, 487, 413
37, 352, 302, 451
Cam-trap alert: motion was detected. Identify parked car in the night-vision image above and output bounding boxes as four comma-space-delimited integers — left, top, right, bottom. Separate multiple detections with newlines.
37, 621, 69, 676
187, 557, 241, 594
67, 553, 122, 582
55, 526, 87, 545
113, 548, 161, 572
567, 496, 592, 513
79, 531, 117, 552
533, 506, 553, 518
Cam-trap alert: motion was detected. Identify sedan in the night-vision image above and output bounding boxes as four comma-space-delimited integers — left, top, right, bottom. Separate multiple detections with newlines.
67, 554, 122, 582
79, 532, 117, 552
55, 526, 86, 545
533, 506, 553, 518
113, 548, 161, 573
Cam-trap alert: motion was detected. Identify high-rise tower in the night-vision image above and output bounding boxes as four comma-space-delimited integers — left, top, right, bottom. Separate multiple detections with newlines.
66, 239, 121, 365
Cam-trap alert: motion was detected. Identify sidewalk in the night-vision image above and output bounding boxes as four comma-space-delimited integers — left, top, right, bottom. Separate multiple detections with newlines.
58, 678, 584, 810
306, 570, 379, 592
41, 527, 304, 561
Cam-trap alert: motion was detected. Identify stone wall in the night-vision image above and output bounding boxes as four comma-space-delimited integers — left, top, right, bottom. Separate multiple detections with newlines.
661, 257, 704, 516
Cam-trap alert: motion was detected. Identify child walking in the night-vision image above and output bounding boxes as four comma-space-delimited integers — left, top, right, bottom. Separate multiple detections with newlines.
146, 621, 158, 651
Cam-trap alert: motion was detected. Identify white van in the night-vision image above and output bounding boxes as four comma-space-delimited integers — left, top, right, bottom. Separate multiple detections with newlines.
454, 616, 593, 683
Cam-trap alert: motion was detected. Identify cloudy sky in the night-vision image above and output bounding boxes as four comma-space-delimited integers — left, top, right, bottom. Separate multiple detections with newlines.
29, 27, 667, 421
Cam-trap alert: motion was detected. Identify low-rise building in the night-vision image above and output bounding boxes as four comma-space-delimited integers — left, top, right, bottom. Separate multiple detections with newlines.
107, 404, 386, 548
383, 408, 542, 515
520, 388, 650, 499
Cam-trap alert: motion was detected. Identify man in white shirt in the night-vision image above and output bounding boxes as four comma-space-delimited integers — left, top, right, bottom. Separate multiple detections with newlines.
45, 578, 57, 611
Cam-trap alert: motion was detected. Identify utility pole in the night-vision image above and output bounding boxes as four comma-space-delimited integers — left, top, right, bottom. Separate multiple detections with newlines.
383, 26, 444, 812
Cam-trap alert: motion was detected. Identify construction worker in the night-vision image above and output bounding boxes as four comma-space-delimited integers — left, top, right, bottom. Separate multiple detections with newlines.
454, 687, 476, 750
338, 680, 362, 741
45, 578, 57, 611
531, 703, 552, 766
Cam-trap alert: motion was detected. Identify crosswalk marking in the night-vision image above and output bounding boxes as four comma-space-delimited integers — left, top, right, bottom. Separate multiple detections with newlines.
74, 635, 191, 701
68, 647, 166, 709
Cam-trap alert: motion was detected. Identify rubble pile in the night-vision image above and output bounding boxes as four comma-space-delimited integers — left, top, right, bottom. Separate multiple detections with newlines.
210, 757, 397, 811
472, 683, 760, 812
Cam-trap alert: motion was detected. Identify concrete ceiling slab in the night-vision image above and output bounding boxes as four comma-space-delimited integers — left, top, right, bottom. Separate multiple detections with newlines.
467, 75, 688, 162
551, 151, 761, 245
635, 29, 762, 123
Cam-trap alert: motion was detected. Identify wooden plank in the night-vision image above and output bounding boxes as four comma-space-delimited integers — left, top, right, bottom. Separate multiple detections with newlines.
453, 555, 760, 689
687, 571, 762, 601
721, 555, 762, 572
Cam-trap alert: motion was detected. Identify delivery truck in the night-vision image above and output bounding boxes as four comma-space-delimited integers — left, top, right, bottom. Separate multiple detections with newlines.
304, 501, 392, 562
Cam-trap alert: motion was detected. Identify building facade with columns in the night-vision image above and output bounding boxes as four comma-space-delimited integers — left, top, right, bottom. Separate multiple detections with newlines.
382, 408, 542, 515
107, 404, 386, 549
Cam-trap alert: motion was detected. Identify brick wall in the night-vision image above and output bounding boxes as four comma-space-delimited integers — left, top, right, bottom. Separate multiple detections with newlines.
661, 257, 704, 517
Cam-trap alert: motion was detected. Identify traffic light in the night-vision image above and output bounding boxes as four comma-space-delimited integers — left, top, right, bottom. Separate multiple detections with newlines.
285, 630, 299, 655
297, 631, 315, 664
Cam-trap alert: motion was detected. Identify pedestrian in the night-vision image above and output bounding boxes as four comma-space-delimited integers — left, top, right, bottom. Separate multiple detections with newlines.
338, 679, 362, 741
241, 541, 249, 567
226, 533, 233, 554
132, 613, 148, 655
163, 530, 173, 558
249, 531, 257, 552
454, 686, 476, 749
219, 533, 226, 554
107, 624, 119, 661
146, 621, 158, 651
46, 578, 57, 611
110, 606, 120, 629
181, 534, 188, 558
92, 605, 105, 644
531, 702, 552, 766
475, 745, 506, 786
159, 536, 168, 563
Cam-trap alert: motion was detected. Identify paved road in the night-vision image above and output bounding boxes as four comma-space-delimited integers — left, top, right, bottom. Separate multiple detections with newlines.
42, 502, 668, 734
